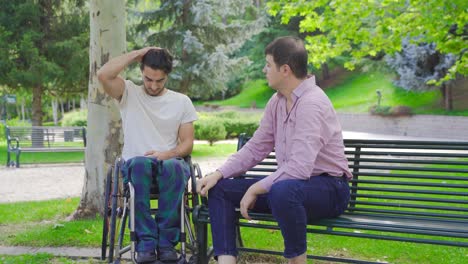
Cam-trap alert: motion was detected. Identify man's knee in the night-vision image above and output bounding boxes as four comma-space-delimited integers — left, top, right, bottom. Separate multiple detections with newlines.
208, 179, 225, 196
269, 180, 301, 208
162, 158, 189, 174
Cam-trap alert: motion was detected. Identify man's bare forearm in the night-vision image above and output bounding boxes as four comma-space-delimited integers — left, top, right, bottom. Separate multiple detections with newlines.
97, 50, 140, 81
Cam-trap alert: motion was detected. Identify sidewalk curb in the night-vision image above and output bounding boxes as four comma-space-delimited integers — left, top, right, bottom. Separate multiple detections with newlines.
0, 246, 103, 259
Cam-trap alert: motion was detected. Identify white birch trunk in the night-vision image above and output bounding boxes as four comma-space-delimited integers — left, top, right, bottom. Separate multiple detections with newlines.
70, 0, 126, 219
80, 95, 87, 111
52, 99, 58, 125
21, 99, 25, 121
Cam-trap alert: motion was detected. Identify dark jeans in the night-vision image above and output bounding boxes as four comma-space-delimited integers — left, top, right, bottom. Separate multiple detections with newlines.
208, 175, 350, 258
121, 156, 190, 252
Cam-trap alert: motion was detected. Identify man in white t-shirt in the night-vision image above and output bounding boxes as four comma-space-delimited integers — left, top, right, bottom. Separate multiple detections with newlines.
98, 47, 197, 263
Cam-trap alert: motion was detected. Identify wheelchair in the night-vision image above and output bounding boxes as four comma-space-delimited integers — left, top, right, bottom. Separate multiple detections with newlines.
101, 156, 202, 264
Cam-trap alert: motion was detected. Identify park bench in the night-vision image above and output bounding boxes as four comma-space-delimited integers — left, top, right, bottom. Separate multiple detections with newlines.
6, 126, 87, 167
193, 133, 468, 263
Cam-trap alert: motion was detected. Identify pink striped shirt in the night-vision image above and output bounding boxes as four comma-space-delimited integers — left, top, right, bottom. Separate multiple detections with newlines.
218, 76, 352, 191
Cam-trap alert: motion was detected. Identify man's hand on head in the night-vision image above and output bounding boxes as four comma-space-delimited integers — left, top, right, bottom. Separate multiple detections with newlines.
134, 47, 161, 62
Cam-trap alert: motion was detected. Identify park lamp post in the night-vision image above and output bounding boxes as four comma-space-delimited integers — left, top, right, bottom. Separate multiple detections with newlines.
376, 90, 382, 108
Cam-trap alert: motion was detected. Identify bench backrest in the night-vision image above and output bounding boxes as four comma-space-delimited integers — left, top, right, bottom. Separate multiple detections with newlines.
237, 134, 468, 222
6, 126, 87, 148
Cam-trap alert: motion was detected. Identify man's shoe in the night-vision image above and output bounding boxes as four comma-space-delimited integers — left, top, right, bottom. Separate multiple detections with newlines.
159, 247, 179, 262
136, 251, 158, 263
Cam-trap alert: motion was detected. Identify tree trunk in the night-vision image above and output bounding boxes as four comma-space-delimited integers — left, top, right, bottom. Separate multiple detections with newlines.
322, 63, 330, 80
52, 99, 58, 125
441, 83, 454, 111
59, 99, 64, 116
21, 99, 25, 121
69, 0, 126, 220
31, 86, 43, 126
444, 83, 453, 111
80, 95, 87, 110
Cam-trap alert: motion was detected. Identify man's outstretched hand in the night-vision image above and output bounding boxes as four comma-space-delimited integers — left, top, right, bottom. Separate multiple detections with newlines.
196, 171, 223, 197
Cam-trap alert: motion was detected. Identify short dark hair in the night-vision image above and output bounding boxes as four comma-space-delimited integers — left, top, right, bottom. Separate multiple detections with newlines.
140, 48, 173, 74
264, 36, 308, 79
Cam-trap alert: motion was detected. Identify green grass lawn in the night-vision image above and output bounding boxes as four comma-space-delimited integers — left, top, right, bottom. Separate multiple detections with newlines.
209, 79, 275, 109
325, 71, 441, 113
0, 197, 466, 263
204, 71, 468, 116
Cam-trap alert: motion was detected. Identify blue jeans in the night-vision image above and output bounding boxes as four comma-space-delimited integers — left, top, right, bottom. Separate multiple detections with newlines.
208, 175, 350, 258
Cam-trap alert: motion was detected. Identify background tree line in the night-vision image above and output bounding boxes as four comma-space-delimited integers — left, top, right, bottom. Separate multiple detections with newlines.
0, 0, 466, 218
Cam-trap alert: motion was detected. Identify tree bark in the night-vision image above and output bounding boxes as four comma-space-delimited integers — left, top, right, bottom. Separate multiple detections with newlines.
69, 0, 126, 220
441, 83, 454, 111
322, 63, 330, 80
52, 99, 58, 125
21, 99, 25, 121
31, 86, 43, 126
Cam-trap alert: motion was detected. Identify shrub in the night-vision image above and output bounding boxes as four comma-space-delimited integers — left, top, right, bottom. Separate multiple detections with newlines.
194, 118, 226, 146
62, 110, 87, 127
222, 118, 259, 138
369, 105, 412, 117
193, 111, 261, 146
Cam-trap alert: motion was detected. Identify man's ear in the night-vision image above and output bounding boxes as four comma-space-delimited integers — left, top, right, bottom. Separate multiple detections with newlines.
281, 64, 291, 76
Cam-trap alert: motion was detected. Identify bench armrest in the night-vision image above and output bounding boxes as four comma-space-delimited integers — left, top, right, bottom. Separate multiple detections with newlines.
7, 136, 20, 150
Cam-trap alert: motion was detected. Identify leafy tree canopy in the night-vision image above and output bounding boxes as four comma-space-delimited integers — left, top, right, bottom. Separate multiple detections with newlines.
0, 0, 88, 96
130, 0, 267, 99
268, 0, 467, 83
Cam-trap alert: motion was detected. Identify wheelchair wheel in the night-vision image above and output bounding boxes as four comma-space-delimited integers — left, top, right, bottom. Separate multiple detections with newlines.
102, 159, 127, 263
101, 166, 113, 260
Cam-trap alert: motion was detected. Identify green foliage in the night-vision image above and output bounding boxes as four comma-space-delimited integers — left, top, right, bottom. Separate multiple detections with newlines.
61, 110, 87, 127
216, 112, 259, 138
195, 111, 262, 144
0, 0, 89, 125
268, 0, 468, 83
194, 117, 226, 146
132, 0, 268, 99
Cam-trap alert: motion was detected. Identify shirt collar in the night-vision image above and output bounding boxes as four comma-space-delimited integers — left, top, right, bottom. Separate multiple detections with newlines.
276, 75, 317, 103
293, 75, 316, 99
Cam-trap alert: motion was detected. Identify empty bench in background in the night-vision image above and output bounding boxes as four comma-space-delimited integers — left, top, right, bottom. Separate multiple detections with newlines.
6, 126, 87, 167
193, 133, 468, 263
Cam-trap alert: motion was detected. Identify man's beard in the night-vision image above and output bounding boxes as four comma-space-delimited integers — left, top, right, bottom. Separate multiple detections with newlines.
144, 85, 165, 97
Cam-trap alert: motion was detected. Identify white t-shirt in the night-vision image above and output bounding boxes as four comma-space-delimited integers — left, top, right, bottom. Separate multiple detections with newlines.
119, 80, 198, 160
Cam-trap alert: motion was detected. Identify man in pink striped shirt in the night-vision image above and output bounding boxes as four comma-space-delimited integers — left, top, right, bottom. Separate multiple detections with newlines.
197, 36, 352, 264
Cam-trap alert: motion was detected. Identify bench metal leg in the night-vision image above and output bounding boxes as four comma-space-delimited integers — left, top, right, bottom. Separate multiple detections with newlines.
6, 150, 20, 168
6, 151, 10, 167
196, 221, 209, 264
16, 150, 21, 168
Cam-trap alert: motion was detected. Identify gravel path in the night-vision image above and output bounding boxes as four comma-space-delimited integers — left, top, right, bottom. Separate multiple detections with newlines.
0, 157, 225, 203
